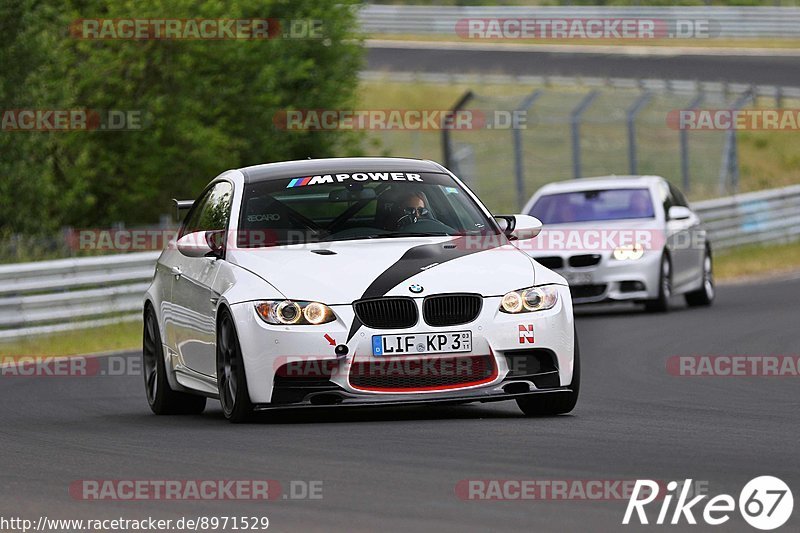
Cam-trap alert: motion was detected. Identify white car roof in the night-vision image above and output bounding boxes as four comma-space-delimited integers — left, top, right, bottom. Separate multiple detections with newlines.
536, 175, 665, 194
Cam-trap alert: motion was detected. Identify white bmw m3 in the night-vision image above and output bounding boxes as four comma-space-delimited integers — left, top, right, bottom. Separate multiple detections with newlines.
143, 157, 578, 422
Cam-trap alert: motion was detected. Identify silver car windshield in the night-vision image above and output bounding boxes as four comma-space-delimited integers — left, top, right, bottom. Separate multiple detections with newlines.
530, 188, 655, 224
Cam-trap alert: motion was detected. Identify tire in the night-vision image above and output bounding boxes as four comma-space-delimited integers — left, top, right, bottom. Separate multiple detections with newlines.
644, 253, 671, 313
516, 328, 580, 416
685, 249, 715, 307
217, 309, 254, 423
142, 308, 206, 415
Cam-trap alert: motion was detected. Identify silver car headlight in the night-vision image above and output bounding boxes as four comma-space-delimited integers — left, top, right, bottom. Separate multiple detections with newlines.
255, 300, 336, 325
500, 286, 559, 313
613, 244, 645, 261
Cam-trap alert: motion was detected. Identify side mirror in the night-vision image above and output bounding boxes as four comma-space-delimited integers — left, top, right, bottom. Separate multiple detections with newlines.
668, 206, 692, 221
176, 230, 224, 258
495, 215, 543, 241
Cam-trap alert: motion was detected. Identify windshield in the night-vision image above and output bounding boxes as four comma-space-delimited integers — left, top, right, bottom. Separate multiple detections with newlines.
237, 171, 496, 247
529, 188, 655, 224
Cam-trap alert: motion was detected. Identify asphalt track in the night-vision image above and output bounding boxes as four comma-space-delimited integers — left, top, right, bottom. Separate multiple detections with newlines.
1, 276, 799, 532
366, 43, 800, 86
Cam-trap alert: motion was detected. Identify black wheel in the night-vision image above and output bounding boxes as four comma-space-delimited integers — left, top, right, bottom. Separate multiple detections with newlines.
644, 253, 671, 313
217, 310, 254, 423
516, 329, 580, 416
142, 308, 206, 415
685, 249, 715, 307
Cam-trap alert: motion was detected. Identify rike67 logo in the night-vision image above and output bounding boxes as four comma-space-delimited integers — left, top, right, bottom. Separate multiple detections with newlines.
623, 476, 793, 530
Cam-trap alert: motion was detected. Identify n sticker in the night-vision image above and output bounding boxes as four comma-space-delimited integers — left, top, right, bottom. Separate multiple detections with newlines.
518, 325, 534, 344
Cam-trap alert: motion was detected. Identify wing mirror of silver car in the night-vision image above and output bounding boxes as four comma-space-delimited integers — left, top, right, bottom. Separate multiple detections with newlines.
668, 206, 693, 221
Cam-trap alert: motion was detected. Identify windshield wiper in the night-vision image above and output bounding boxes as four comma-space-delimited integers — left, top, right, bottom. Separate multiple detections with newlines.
377, 232, 451, 238
318, 231, 451, 243
317, 235, 377, 243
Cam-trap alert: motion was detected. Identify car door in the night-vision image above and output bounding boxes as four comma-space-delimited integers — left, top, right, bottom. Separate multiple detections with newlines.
161, 194, 211, 361
669, 183, 705, 288
170, 181, 233, 377
661, 181, 699, 290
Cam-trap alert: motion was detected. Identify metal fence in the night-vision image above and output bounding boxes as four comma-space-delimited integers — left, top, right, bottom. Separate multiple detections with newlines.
358, 71, 800, 212
359, 4, 800, 38
0, 185, 798, 339
444, 77, 742, 211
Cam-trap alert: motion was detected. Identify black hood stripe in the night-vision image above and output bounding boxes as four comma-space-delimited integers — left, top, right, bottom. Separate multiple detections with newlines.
346, 236, 507, 341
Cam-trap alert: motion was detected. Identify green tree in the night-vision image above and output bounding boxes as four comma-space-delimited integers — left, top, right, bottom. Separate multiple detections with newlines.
0, 0, 364, 235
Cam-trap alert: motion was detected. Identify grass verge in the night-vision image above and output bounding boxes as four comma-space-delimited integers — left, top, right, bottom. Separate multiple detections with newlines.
369, 35, 800, 50
0, 320, 141, 358
714, 240, 800, 281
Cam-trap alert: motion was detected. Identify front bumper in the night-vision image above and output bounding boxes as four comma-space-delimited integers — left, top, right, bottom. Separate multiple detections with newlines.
529, 251, 661, 304
252, 386, 575, 411
230, 286, 575, 406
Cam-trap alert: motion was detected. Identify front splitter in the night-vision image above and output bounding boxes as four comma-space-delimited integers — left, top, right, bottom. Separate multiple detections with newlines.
253, 386, 573, 411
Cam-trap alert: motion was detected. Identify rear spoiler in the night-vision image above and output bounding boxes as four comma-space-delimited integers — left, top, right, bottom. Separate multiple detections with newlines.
173, 199, 194, 220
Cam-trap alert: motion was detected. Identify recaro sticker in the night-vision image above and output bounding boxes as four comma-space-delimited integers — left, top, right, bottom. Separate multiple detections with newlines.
286, 172, 423, 188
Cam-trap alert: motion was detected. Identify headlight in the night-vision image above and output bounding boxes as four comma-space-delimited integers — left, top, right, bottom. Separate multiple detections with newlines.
613, 244, 645, 261
500, 286, 559, 313
303, 302, 329, 325
501, 291, 523, 313
255, 300, 335, 325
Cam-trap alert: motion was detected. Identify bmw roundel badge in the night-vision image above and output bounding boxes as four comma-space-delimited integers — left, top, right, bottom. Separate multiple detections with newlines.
409, 284, 424, 294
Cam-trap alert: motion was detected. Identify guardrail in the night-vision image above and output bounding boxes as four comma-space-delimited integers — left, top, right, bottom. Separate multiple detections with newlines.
0, 252, 159, 339
693, 184, 800, 249
1, 185, 798, 339
359, 5, 800, 38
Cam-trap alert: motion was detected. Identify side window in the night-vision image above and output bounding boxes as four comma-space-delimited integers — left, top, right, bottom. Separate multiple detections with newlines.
657, 181, 674, 217
180, 182, 233, 237
197, 182, 233, 231
180, 193, 210, 238
668, 182, 689, 208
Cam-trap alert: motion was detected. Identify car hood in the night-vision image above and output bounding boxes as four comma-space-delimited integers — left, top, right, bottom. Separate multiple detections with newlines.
227, 236, 539, 305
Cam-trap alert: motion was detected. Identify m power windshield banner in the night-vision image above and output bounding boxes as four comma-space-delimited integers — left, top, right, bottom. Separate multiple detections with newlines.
287, 172, 423, 188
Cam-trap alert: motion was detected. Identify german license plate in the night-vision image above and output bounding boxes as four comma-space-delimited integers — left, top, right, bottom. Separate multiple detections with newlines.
372, 331, 472, 356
